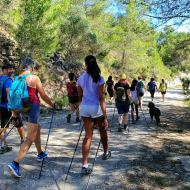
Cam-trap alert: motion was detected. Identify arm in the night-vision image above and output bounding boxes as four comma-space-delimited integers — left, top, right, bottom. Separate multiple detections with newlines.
77, 86, 83, 102
36, 76, 54, 107
98, 84, 107, 119
127, 89, 133, 103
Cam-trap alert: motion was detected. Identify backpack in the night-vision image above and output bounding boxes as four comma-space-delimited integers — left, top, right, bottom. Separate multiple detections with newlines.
66, 82, 79, 102
116, 85, 127, 103
0, 76, 11, 103
9, 74, 31, 112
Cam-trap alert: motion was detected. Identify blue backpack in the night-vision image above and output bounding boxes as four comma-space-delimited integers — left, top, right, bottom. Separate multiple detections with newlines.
9, 74, 31, 112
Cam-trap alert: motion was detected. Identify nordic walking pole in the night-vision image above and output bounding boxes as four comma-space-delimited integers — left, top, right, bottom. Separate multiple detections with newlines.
0, 125, 14, 145
65, 124, 84, 181
39, 105, 55, 179
85, 139, 101, 190
0, 116, 13, 136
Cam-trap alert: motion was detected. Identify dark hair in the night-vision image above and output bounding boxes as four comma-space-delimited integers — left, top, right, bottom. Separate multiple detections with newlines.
130, 79, 138, 91
138, 76, 141, 80
68, 72, 75, 81
21, 57, 35, 70
151, 78, 154, 82
162, 79, 164, 83
85, 55, 101, 83
108, 75, 112, 81
2, 63, 15, 70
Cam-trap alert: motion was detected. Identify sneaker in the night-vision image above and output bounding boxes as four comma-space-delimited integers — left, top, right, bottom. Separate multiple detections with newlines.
102, 150, 111, 160
81, 167, 92, 175
36, 151, 48, 161
8, 162, 21, 178
0, 146, 12, 154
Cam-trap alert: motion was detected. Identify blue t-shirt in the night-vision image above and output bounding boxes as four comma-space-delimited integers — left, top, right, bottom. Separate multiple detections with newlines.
77, 72, 104, 106
148, 81, 156, 91
0, 75, 13, 108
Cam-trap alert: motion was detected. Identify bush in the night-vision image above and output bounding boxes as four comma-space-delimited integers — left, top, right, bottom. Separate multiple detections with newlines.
55, 96, 69, 109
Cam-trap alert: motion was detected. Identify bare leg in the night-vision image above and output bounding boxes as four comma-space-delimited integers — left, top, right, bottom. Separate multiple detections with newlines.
17, 127, 25, 143
34, 125, 42, 154
14, 123, 38, 163
97, 118, 108, 154
82, 118, 93, 165
123, 113, 128, 125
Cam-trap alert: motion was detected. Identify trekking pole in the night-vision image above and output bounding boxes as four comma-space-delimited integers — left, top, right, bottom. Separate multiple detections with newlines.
65, 124, 84, 181
0, 116, 13, 136
85, 139, 101, 190
39, 105, 55, 179
0, 125, 14, 146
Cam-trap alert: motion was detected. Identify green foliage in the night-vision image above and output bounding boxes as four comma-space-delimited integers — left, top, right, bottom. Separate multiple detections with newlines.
55, 96, 69, 109
0, 0, 188, 81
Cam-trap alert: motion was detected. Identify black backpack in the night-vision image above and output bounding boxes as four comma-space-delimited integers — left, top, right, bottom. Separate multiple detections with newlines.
116, 84, 127, 103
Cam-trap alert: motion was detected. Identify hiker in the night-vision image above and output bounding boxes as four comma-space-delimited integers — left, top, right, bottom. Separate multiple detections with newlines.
77, 55, 111, 175
136, 76, 145, 108
114, 73, 133, 132
8, 57, 54, 178
147, 78, 157, 101
130, 79, 139, 123
159, 79, 167, 102
66, 72, 80, 123
0, 63, 25, 154
105, 75, 114, 104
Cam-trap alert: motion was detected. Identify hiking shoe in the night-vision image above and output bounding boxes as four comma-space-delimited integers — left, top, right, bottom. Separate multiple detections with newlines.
102, 150, 111, 160
76, 117, 81, 123
0, 146, 12, 154
8, 162, 21, 178
118, 127, 122, 132
81, 167, 92, 175
36, 151, 48, 161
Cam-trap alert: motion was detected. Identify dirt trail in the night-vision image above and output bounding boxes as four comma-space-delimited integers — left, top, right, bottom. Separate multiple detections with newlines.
0, 89, 190, 190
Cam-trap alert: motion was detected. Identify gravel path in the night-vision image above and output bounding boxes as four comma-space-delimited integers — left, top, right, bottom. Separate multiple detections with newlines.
0, 89, 190, 190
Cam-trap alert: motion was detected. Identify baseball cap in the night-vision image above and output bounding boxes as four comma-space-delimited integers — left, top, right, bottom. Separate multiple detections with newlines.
120, 73, 126, 80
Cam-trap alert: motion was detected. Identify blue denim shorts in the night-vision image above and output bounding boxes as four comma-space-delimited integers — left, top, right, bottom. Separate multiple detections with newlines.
26, 103, 40, 124
116, 101, 130, 114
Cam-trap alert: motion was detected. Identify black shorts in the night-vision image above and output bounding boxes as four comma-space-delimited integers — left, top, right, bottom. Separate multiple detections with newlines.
161, 91, 166, 95
107, 88, 114, 98
150, 91, 155, 98
0, 107, 11, 128
138, 92, 144, 97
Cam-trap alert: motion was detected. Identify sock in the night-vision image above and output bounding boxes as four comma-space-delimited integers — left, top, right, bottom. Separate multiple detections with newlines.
13, 161, 19, 166
82, 164, 88, 168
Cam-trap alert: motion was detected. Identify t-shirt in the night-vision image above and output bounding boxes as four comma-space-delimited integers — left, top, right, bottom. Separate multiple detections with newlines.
148, 81, 157, 91
77, 72, 104, 106
114, 81, 130, 103
159, 82, 167, 92
0, 75, 13, 108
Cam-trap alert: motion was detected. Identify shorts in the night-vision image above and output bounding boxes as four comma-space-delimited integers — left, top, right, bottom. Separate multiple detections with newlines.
107, 88, 114, 98
80, 104, 103, 118
150, 90, 155, 98
25, 103, 40, 124
138, 92, 144, 97
161, 91, 166, 95
116, 101, 130, 114
0, 107, 11, 128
